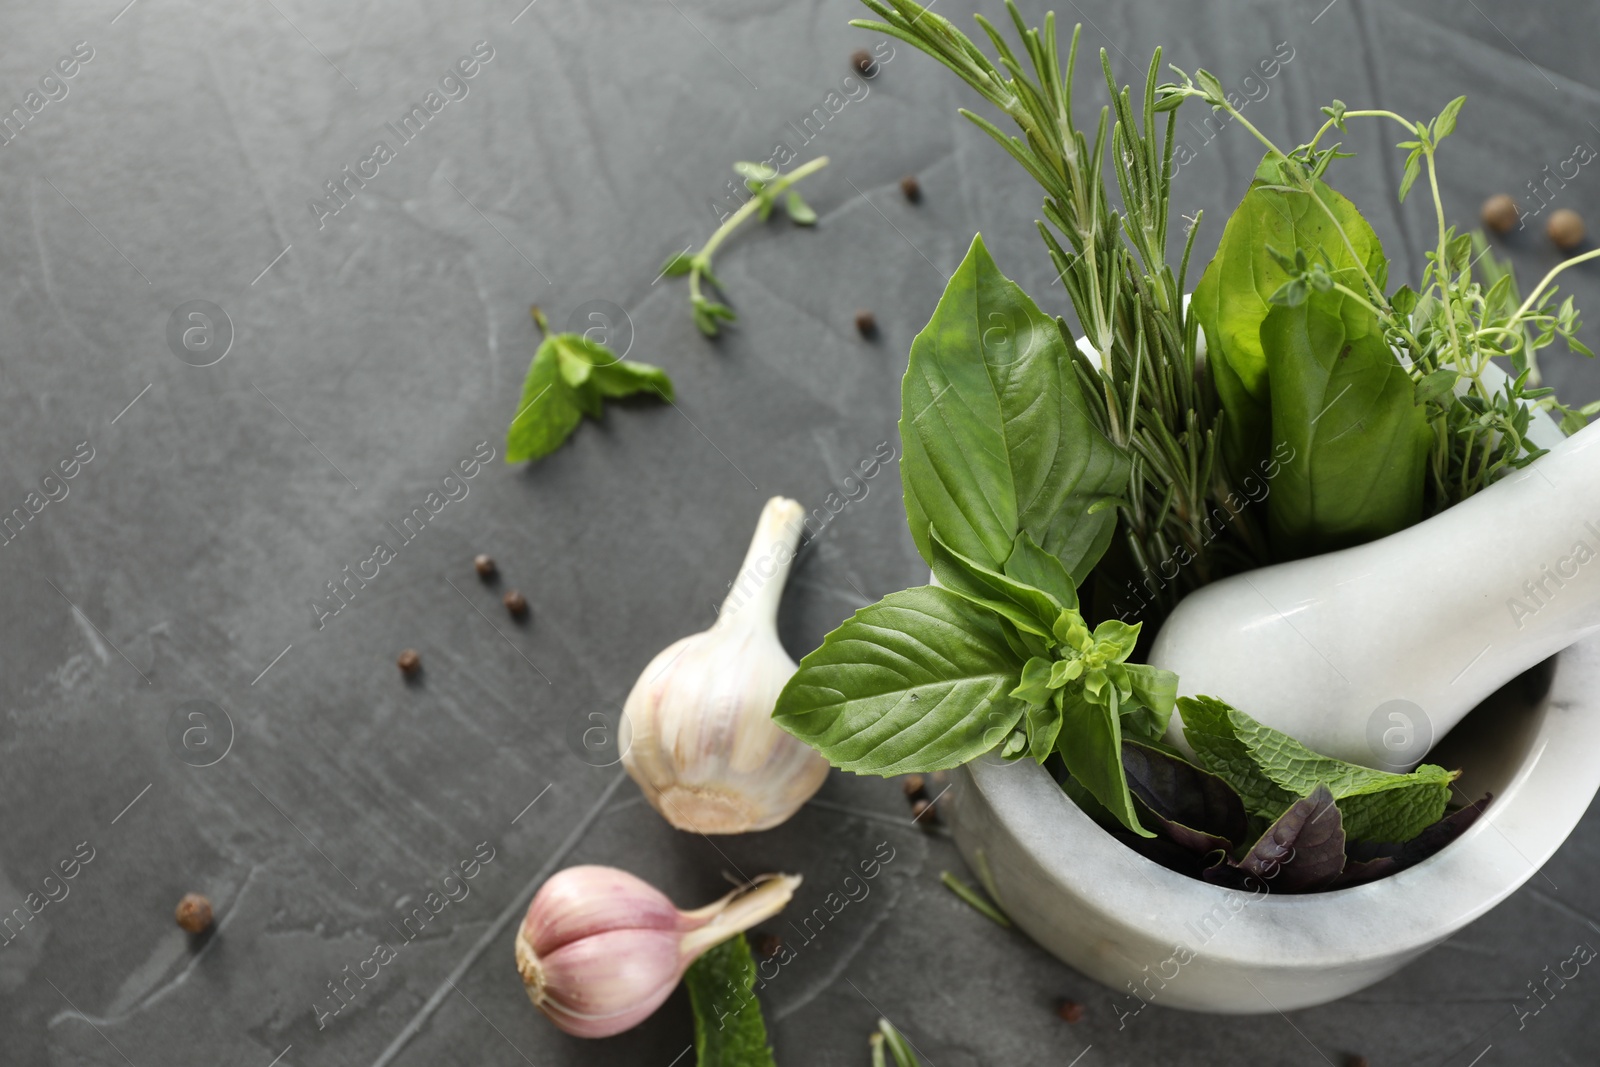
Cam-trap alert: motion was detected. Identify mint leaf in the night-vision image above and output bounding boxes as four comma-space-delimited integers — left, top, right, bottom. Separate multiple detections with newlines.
773, 586, 1026, 775
1181, 696, 1456, 842
684, 934, 777, 1067
1226, 710, 1455, 841
1178, 696, 1299, 820
506, 328, 673, 463
898, 234, 1128, 578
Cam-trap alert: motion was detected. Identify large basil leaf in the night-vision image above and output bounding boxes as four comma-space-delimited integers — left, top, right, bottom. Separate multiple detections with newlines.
1192, 156, 1427, 558
1001, 531, 1079, 611
899, 234, 1128, 580
772, 586, 1026, 775
1260, 302, 1431, 557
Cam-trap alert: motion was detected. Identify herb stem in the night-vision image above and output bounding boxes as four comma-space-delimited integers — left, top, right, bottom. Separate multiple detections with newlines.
1511, 246, 1600, 322
701, 156, 831, 262
939, 870, 1011, 928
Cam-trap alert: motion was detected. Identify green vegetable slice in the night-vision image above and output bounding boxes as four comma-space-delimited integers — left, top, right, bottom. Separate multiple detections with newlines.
684, 933, 777, 1067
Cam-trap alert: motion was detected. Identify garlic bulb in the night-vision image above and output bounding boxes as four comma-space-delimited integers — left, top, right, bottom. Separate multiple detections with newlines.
515, 864, 801, 1038
620, 496, 830, 833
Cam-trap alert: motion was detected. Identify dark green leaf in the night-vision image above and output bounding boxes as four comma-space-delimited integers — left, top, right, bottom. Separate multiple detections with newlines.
1191, 158, 1393, 476
684, 934, 777, 1067
1259, 300, 1431, 558
899, 234, 1129, 578
773, 586, 1026, 775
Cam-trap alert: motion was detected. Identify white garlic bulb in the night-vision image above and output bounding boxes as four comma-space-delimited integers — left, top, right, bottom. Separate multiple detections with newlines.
620, 496, 830, 833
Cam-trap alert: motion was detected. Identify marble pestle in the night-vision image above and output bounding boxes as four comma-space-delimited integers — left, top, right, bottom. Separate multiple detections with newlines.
1148, 417, 1600, 770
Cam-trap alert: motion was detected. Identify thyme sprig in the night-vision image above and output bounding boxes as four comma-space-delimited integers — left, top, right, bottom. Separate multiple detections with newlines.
1162, 71, 1600, 506
663, 156, 829, 337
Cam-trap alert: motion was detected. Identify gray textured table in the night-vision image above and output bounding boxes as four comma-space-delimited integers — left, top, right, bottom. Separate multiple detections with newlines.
3, 1, 1597, 1064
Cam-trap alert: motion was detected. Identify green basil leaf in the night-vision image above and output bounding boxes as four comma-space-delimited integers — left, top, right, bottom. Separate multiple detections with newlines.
1027, 691, 1065, 763
1121, 663, 1178, 733
684, 934, 778, 1067
899, 234, 1128, 578
506, 333, 674, 463
1058, 689, 1149, 836
1192, 156, 1391, 473
1001, 531, 1079, 610
928, 529, 1063, 637
1010, 657, 1055, 706
773, 586, 1026, 775
1260, 301, 1431, 557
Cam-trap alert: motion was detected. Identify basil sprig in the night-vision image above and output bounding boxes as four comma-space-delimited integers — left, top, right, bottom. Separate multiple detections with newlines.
774, 238, 1174, 833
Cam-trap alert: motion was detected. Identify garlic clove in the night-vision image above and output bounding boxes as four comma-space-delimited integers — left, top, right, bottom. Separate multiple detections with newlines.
620, 497, 831, 834
515, 865, 802, 1039
521, 927, 685, 1039
521, 865, 698, 957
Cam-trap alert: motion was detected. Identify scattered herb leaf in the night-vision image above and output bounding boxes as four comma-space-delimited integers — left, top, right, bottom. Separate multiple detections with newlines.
505, 307, 673, 463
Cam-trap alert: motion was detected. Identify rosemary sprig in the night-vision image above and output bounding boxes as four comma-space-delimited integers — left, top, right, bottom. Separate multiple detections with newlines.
662, 156, 829, 336
854, 0, 1265, 615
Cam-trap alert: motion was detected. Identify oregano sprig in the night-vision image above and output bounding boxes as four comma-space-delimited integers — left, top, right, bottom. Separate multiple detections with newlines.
662, 156, 829, 337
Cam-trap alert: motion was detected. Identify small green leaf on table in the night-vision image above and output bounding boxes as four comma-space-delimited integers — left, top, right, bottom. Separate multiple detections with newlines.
506, 308, 673, 463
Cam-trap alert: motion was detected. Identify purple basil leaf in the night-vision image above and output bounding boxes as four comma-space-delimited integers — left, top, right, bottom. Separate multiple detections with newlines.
1346, 793, 1492, 867
1326, 855, 1398, 889
1235, 784, 1346, 892
1122, 740, 1249, 852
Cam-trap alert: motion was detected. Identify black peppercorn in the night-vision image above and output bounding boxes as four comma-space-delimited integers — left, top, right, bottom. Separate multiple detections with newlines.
474, 554, 497, 579
1057, 999, 1084, 1023
900, 175, 922, 203
852, 49, 877, 78
504, 590, 529, 618
397, 649, 421, 677
175, 893, 213, 933
855, 310, 878, 338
